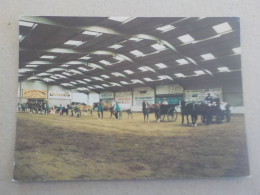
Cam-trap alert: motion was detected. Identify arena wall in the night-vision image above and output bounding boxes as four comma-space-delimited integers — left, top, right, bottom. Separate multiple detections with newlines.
48, 85, 71, 107
133, 87, 155, 111
17, 81, 244, 113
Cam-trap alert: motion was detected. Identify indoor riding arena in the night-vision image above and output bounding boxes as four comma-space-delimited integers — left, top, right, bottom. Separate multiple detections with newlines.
14, 17, 249, 181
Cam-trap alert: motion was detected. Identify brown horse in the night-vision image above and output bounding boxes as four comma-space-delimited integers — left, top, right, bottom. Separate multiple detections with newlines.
142, 101, 160, 123
93, 102, 115, 119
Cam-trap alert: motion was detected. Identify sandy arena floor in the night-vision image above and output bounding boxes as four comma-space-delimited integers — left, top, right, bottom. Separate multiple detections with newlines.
13, 111, 250, 181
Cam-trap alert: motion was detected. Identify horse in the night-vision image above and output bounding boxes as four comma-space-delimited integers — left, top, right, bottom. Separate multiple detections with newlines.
77, 104, 93, 116
183, 101, 229, 126
93, 102, 111, 119
117, 103, 133, 119
180, 99, 190, 125
142, 102, 160, 123
74, 105, 81, 118
55, 106, 69, 115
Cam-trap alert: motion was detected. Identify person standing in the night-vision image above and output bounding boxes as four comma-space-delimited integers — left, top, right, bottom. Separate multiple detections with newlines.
60, 104, 62, 115
205, 93, 213, 104
46, 104, 49, 115
115, 102, 120, 120
162, 98, 168, 105
97, 103, 102, 119
71, 104, 74, 116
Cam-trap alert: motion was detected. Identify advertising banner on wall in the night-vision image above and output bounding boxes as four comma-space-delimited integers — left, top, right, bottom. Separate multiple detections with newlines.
116, 97, 132, 105
184, 88, 222, 102
22, 89, 47, 99
155, 96, 183, 105
156, 84, 184, 95
100, 92, 114, 99
134, 96, 154, 106
133, 87, 154, 106
115, 91, 132, 105
48, 91, 71, 99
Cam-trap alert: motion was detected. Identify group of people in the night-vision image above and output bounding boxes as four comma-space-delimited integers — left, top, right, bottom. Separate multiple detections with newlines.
96, 100, 120, 119
204, 93, 221, 108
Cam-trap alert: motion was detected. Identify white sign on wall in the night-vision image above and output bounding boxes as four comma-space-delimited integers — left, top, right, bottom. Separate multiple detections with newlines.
133, 87, 154, 106
100, 91, 114, 99
184, 88, 222, 102
48, 91, 71, 99
156, 84, 183, 95
115, 91, 132, 105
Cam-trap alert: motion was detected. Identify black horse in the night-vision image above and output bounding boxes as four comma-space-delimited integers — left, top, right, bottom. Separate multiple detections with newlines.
142, 101, 160, 123
182, 102, 229, 126
180, 99, 190, 125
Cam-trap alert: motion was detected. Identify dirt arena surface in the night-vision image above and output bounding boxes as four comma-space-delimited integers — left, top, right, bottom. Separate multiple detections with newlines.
13, 111, 249, 181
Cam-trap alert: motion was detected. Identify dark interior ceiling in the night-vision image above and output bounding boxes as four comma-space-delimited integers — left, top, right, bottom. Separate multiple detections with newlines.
18, 17, 241, 94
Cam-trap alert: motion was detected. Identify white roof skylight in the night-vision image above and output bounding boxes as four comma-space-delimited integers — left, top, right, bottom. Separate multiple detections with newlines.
108, 17, 132, 23
131, 79, 143, 84
40, 55, 56, 59
138, 66, 155, 72
64, 40, 84, 46
101, 75, 110, 79
194, 70, 206, 75
130, 50, 144, 57
218, 67, 230, 72
68, 69, 83, 75
79, 56, 91, 60
155, 63, 168, 69
77, 87, 89, 91
113, 55, 125, 61
88, 63, 103, 69
61, 83, 74, 87
50, 75, 58, 79
67, 61, 82, 65
232, 47, 241, 54
151, 43, 167, 51
129, 37, 143, 42
176, 59, 189, 65
78, 67, 89, 72
102, 84, 109, 87
25, 65, 38, 68
99, 60, 111, 65
213, 22, 232, 34
174, 73, 185, 78
156, 25, 175, 33
111, 72, 125, 77
143, 78, 153, 82
82, 30, 102, 36
61, 64, 70, 67
62, 72, 72, 76
120, 81, 129, 85
178, 34, 195, 44
83, 78, 91, 82
88, 86, 94, 89
201, 53, 216, 60
19, 21, 35, 27
158, 75, 173, 80
70, 82, 77, 85
47, 68, 65, 73
91, 77, 104, 81
42, 78, 55, 82
110, 82, 121, 87
57, 74, 68, 78
36, 73, 51, 77
109, 44, 123, 49
124, 70, 134, 74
